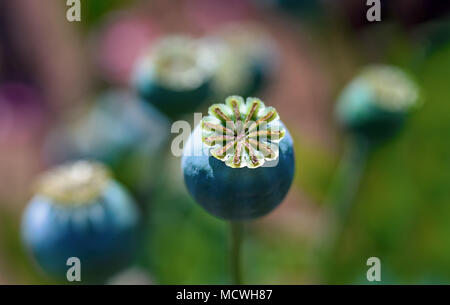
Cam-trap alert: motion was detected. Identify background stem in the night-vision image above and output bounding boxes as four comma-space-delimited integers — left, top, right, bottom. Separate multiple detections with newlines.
330, 135, 370, 222
230, 221, 243, 285
319, 135, 370, 280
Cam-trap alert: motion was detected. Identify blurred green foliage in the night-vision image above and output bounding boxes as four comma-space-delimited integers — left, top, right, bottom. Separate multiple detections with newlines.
293, 135, 337, 204
81, 0, 131, 28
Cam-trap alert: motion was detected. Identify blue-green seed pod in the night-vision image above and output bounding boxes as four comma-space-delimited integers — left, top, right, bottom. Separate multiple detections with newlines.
210, 23, 278, 99
21, 161, 140, 283
336, 65, 420, 142
131, 36, 216, 119
182, 96, 294, 220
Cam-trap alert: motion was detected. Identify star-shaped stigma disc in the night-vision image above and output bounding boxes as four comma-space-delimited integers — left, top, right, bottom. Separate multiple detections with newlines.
201, 96, 286, 168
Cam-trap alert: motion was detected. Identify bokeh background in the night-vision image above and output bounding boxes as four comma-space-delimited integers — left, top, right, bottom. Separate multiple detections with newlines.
0, 0, 450, 284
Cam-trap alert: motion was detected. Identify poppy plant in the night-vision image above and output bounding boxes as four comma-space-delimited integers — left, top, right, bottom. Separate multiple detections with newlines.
182, 96, 295, 283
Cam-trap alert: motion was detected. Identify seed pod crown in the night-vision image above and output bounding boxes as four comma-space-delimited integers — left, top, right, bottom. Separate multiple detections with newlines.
201, 96, 285, 168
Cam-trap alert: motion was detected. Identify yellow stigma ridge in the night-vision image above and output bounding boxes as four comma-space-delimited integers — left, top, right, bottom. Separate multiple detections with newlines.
34, 161, 111, 205
201, 96, 286, 169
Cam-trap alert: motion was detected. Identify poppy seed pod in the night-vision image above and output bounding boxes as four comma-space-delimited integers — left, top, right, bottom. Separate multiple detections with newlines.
21, 161, 140, 283
131, 36, 216, 118
336, 65, 420, 142
182, 96, 295, 220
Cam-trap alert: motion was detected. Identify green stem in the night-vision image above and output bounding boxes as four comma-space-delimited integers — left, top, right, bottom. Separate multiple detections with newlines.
230, 221, 243, 285
320, 135, 370, 279
330, 135, 370, 221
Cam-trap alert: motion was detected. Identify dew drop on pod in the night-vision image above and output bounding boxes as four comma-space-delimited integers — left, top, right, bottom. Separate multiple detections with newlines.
182, 95, 295, 220
21, 161, 141, 283
335, 65, 421, 143
131, 36, 217, 119
209, 24, 278, 100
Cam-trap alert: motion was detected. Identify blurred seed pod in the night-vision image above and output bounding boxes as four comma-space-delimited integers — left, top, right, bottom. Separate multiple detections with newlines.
44, 90, 170, 200
22, 161, 141, 283
335, 65, 421, 142
207, 23, 279, 100
131, 36, 217, 119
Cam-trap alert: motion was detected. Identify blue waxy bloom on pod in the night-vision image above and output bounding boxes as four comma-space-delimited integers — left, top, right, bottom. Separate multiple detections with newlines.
182, 96, 295, 220
22, 161, 140, 283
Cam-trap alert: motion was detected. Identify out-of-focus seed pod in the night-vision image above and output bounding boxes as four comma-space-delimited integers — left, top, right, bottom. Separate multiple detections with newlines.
131, 36, 216, 119
335, 65, 421, 142
21, 161, 140, 283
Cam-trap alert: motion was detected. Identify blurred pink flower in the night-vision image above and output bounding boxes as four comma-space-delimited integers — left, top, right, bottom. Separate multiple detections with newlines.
93, 12, 162, 86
